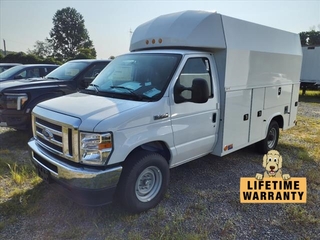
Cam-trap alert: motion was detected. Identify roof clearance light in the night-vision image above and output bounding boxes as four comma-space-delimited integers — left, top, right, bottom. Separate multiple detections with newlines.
146, 40, 149, 45
152, 39, 156, 44
158, 38, 162, 44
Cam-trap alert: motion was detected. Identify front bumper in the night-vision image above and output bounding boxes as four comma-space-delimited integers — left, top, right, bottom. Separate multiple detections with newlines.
0, 110, 30, 129
28, 138, 122, 206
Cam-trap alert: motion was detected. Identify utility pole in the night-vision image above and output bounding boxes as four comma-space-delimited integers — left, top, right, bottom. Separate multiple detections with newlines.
3, 39, 6, 56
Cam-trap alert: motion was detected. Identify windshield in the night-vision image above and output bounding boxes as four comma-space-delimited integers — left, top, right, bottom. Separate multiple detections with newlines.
85, 53, 181, 101
0, 65, 25, 79
0, 65, 16, 73
45, 62, 89, 80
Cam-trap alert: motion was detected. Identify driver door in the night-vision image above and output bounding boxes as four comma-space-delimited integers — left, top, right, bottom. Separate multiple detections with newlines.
170, 56, 219, 167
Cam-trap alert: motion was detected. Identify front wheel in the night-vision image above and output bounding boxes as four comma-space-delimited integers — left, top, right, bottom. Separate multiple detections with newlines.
116, 150, 169, 213
256, 120, 279, 153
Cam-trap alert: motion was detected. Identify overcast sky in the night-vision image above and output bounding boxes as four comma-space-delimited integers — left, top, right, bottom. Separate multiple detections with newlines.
0, 0, 319, 59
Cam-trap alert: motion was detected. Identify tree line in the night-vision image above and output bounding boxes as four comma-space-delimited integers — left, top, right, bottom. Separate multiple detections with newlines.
300, 30, 320, 46
0, 7, 97, 65
1, 8, 319, 65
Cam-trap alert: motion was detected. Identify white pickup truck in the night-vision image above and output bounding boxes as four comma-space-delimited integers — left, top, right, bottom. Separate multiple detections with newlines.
28, 10, 302, 213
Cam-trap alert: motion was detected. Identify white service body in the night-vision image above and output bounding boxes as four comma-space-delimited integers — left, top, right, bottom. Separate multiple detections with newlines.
28, 11, 302, 207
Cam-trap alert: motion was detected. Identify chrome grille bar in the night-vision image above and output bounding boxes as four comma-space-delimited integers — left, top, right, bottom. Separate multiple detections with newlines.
32, 108, 81, 163
36, 121, 63, 148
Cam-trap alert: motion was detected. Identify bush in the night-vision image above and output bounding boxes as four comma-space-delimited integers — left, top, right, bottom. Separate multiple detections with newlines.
0, 52, 62, 65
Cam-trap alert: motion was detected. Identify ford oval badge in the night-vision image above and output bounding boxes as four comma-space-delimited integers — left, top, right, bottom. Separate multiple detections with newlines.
42, 128, 54, 140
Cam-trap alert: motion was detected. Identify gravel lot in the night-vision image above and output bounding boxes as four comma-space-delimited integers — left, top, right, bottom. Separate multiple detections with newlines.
298, 101, 320, 118
0, 100, 319, 240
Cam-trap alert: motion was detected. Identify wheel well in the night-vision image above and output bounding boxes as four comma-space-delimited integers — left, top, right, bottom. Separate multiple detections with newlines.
272, 115, 284, 129
126, 141, 171, 164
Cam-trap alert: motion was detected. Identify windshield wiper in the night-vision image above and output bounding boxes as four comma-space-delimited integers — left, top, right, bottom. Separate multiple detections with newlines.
89, 83, 100, 93
46, 76, 60, 80
110, 85, 143, 100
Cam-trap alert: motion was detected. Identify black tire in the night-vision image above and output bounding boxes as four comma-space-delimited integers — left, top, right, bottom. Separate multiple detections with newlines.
256, 120, 279, 154
116, 150, 169, 213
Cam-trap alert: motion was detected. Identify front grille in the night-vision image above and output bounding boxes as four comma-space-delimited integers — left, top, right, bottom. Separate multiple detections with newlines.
34, 116, 79, 162
33, 152, 58, 174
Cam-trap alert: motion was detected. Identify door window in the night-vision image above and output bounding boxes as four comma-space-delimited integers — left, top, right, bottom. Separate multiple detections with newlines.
174, 58, 213, 103
27, 68, 40, 78
15, 70, 27, 79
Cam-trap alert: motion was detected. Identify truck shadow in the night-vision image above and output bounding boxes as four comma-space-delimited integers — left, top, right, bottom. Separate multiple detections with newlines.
0, 128, 30, 150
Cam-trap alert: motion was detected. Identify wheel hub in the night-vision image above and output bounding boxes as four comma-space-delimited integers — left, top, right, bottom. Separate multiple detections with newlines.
267, 128, 277, 148
135, 166, 162, 202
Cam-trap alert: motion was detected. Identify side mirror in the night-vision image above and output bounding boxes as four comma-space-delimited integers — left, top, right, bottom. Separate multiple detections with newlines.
191, 78, 209, 103
79, 78, 91, 89
174, 78, 209, 104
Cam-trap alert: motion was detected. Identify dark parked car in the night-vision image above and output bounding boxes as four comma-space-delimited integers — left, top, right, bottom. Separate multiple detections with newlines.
0, 64, 59, 81
0, 59, 111, 130
0, 63, 22, 73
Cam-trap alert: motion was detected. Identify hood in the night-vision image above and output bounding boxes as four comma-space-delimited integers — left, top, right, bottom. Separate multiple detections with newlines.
0, 78, 63, 92
37, 92, 148, 130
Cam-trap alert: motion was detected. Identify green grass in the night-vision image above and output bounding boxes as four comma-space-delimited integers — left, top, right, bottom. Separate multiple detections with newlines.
279, 115, 320, 165
0, 128, 42, 226
299, 89, 320, 103
7, 163, 35, 185
0, 149, 41, 203
276, 97, 320, 236
285, 204, 320, 227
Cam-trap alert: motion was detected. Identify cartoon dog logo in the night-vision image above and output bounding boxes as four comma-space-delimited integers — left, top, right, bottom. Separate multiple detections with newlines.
256, 150, 290, 180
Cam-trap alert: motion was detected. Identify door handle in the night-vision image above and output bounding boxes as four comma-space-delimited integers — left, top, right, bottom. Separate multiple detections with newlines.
212, 113, 216, 123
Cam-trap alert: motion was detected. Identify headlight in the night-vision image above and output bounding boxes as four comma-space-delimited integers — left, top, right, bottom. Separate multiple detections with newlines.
80, 132, 113, 166
5, 93, 28, 110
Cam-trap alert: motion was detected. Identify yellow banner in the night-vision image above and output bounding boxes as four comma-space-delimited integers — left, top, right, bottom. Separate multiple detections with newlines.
240, 177, 307, 203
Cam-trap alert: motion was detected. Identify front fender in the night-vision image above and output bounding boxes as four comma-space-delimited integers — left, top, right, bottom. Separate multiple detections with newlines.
107, 121, 175, 166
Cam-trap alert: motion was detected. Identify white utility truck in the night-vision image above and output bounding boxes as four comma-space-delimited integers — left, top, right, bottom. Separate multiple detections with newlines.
300, 46, 320, 93
28, 10, 302, 213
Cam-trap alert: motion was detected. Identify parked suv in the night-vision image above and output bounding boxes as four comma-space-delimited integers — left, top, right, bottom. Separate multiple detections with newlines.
0, 59, 111, 130
0, 63, 22, 73
0, 64, 59, 81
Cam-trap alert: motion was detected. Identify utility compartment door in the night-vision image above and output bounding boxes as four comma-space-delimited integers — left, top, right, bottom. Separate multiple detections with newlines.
249, 88, 267, 142
264, 85, 292, 109
289, 83, 300, 127
222, 89, 251, 154
264, 84, 292, 129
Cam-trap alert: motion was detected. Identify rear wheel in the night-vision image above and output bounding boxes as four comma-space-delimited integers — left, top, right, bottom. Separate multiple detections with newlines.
116, 150, 169, 213
256, 120, 279, 153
